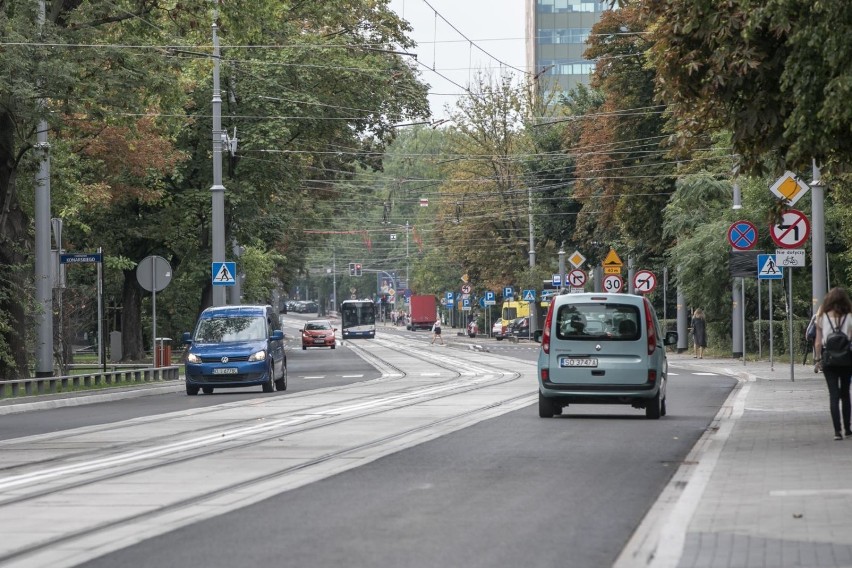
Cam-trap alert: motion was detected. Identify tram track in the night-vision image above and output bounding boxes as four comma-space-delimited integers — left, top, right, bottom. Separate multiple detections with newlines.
0, 335, 535, 568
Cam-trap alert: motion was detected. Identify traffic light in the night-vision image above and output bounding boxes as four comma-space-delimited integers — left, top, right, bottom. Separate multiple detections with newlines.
355, 263, 362, 277
349, 263, 356, 276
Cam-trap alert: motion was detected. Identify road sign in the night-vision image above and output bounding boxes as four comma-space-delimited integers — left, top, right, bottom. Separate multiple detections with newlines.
478, 296, 486, 309
757, 254, 783, 279
445, 291, 455, 306
603, 248, 623, 275
770, 209, 810, 249
503, 286, 514, 299
603, 274, 623, 293
137, 255, 172, 292
775, 249, 805, 267
211, 262, 236, 286
522, 289, 536, 302
461, 298, 471, 311
632, 270, 657, 294
567, 269, 587, 288
568, 250, 586, 268
770, 171, 809, 206
461, 283, 472, 294
484, 291, 496, 306
551, 274, 562, 287
728, 220, 758, 250
60, 252, 102, 264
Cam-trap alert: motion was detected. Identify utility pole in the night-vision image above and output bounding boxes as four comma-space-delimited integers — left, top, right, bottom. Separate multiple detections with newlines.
34, 0, 53, 377
731, 175, 744, 358
527, 186, 538, 334
811, 160, 827, 314
210, 6, 226, 307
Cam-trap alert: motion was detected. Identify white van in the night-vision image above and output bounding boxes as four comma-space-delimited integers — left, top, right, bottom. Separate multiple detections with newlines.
537, 292, 678, 419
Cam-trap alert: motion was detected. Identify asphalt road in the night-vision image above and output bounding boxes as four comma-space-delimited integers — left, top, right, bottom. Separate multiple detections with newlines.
34, 332, 735, 568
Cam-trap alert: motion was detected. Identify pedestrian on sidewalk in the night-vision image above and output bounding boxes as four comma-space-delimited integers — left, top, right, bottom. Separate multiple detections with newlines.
804, 305, 822, 365
814, 287, 852, 441
430, 319, 444, 345
691, 308, 707, 359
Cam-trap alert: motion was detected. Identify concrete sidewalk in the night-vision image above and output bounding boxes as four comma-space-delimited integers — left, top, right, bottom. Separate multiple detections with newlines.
618, 352, 852, 568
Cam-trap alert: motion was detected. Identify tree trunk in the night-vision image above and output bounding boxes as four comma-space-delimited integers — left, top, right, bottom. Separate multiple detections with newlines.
120, 269, 146, 362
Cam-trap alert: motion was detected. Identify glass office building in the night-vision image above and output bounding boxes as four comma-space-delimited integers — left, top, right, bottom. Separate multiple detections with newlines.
525, 0, 609, 99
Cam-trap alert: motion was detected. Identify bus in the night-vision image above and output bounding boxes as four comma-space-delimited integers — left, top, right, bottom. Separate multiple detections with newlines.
340, 299, 376, 339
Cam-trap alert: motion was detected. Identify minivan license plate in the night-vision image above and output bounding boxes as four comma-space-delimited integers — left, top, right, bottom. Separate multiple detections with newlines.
212, 367, 238, 375
560, 357, 598, 368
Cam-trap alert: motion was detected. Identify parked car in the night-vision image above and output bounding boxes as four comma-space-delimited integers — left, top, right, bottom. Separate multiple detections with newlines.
182, 305, 287, 395
507, 316, 531, 339
537, 293, 677, 419
492, 319, 506, 340
302, 319, 337, 349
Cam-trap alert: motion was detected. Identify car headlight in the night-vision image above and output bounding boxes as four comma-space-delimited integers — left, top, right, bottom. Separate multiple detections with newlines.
186, 353, 201, 364
248, 350, 267, 362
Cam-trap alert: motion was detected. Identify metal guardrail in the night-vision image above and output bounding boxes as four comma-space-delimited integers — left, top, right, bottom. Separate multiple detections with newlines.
0, 366, 181, 400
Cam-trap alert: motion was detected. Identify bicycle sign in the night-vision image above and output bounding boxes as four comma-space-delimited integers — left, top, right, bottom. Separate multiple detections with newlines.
775, 249, 805, 267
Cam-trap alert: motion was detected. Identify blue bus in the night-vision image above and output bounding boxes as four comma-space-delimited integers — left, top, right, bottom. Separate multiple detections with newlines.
340, 299, 376, 339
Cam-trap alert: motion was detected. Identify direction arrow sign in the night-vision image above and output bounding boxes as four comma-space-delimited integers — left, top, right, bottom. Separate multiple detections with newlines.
567, 268, 587, 288
603, 274, 623, 293
728, 220, 758, 250
757, 254, 783, 280
632, 270, 657, 294
770, 209, 810, 249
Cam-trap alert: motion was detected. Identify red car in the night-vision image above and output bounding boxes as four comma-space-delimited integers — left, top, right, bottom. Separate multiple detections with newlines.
302, 320, 337, 350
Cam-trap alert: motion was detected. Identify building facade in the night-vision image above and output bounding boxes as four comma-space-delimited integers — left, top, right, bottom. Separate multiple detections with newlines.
525, 0, 609, 100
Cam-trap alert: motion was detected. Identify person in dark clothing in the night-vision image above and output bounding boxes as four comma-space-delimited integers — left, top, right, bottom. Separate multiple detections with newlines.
814, 287, 852, 441
691, 308, 707, 359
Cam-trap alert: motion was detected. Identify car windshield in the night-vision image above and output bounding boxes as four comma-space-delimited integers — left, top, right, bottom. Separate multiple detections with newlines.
555, 303, 640, 341
195, 316, 267, 343
305, 322, 331, 331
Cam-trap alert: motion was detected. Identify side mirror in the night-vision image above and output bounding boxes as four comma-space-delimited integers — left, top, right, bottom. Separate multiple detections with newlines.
182, 331, 192, 344
271, 330, 284, 341
664, 331, 678, 346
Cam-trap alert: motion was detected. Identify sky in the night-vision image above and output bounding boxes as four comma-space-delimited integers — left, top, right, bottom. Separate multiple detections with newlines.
388, 0, 527, 122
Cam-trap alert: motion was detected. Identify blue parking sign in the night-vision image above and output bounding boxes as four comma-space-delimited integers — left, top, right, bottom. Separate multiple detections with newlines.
503, 286, 514, 299
445, 291, 455, 306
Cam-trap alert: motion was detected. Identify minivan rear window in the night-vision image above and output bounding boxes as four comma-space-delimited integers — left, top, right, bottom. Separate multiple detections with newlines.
555, 303, 641, 341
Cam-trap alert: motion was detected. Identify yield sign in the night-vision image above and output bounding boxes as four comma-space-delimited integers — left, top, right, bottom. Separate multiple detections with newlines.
567, 269, 587, 287
728, 220, 758, 250
632, 270, 657, 294
770, 209, 810, 249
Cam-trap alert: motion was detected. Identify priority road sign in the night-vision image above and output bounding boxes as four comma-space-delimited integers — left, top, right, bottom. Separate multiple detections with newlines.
568, 250, 586, 268
567, 269, 587, 288
728, 220, 758, 250
632, 270, 657, 294
757, 254, 783, 279
770, 171, 809, 206
770, 209, 810, 249
603, 274, 623, 293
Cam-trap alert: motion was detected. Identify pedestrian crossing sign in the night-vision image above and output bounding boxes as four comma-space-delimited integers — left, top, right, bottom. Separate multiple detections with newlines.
212, 262, 237, 286
757, 255, 783, 280
522, 289, 536, 302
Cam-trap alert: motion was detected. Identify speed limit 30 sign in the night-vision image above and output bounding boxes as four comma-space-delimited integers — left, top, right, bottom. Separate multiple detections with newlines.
603, 274, 623, 293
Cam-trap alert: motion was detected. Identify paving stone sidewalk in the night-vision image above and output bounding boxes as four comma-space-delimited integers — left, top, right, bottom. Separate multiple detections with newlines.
623, 353, 852, 568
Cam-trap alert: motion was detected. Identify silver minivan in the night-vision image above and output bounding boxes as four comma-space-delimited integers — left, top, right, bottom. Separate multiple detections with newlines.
537, 292, 678, 419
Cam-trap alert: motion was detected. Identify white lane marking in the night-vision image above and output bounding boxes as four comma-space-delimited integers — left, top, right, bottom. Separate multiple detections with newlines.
694, 372, 719, 376
341, 375, 363, 378
302, 376, 326, 380
771, 489, 852, 497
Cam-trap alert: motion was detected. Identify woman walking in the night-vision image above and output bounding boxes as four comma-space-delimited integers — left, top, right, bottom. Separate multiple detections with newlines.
814, 287, 852, 441
691, 308, 707, 359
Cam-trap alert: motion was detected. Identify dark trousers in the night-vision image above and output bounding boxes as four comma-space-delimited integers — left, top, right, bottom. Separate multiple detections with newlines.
823, 366, 852, 434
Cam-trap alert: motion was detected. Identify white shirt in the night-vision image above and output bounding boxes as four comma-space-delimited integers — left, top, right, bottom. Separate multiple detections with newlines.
820, 311, 852, 345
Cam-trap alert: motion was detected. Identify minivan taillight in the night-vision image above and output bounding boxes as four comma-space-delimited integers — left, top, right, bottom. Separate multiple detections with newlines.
541, 368, 549, 382
644, 297, 657, 355
542, 301, 555, 354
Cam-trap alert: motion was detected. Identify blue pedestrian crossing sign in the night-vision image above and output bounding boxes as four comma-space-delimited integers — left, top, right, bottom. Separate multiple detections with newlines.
212, 262, 237, 286
522, 289, 536, 302
757, 254, 783, 280
503, 286, 514, 299
484, 291, 496, 306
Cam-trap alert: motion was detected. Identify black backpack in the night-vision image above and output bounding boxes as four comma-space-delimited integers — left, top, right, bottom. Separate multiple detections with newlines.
822, 314, 852, 367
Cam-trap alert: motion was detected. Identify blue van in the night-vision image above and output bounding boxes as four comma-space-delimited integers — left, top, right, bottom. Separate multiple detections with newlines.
183, 305, 287, 395
537, 293, 677, 419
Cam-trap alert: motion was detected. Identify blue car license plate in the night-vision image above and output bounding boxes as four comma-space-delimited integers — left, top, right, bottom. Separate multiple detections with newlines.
560, 357, 598, 368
